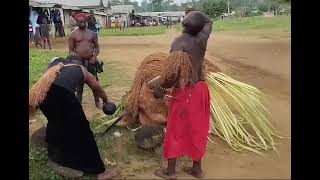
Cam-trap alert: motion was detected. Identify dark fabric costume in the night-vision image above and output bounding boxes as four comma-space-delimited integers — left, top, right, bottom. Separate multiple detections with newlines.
74, 59, 99, 104
40, 24, 50, 38
39, 60, 105, 174
87, 16, 97, 33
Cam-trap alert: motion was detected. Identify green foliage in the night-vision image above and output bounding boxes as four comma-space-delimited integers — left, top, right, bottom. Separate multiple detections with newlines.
200, 0, 228, 18
258, 2, 269, 12
29, 49, 67, 87
29, 143, 64, 180
152, 0, 164, 12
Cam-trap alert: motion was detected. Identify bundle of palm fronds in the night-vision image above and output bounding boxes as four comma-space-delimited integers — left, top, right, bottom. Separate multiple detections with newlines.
98, 52, 281, 156
206, 72, 280, 156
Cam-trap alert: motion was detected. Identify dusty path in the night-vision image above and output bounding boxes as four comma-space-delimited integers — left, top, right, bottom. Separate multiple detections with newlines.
30, 28, 291, 179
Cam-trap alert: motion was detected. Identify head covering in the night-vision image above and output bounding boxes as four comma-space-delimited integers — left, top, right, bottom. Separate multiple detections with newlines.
74, 13, 89, 21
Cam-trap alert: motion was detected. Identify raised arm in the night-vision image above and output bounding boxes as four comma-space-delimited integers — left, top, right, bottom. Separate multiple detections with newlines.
82, 67, 108, 103
198, 13, 213, 41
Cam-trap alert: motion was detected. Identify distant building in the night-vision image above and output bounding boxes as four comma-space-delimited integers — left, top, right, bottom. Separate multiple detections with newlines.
221, 11, 235, 19
29, 0, 110, 31
108, 5, 134, 27
263, 12, 274, 17
137, 11, 185, 25
30, 0, 109, 12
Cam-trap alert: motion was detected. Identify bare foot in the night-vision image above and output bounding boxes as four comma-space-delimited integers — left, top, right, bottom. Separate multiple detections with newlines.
183, 167, 204, 179
47, 160, 83, 178
97, 168, 120, 180
154, 168, 177, 179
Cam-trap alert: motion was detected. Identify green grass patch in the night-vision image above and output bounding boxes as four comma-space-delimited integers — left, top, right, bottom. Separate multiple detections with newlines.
29, 49, 67, 87
214, 16, 291, 32
177, 15, 291, 32
29, 49, 131, 89
29, 143, 64, 180
98, 60, 132, 88
30, 126, 162, 179
99, 26, 167, 36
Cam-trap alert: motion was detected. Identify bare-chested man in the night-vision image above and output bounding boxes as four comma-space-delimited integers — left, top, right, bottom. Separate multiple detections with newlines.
68, 13, 101, 107
151, 10, 213, 179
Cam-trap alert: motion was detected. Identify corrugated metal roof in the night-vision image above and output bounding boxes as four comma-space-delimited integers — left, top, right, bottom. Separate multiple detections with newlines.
83, 9, 109, 16
30, 0, 108, 8
109, 5, 134, 14
29, 1, 60, 8
61, 5, 81, 10
137, 11, 185, 17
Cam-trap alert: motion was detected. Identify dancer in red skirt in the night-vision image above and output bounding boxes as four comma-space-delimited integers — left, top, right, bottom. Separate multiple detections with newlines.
149, 10, 213, 179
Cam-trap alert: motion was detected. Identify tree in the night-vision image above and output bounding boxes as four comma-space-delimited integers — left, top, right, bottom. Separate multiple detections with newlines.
131, 1, 141, 12
258, 2, 269, 12
152, 0, 163, 11
141, 0, 148, 11
200, 0, 228, 18
162, 0, 181, 11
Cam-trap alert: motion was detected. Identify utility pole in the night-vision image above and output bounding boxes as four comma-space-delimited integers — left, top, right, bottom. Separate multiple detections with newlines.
227, 0, 230, 13
268, 1, 271, 12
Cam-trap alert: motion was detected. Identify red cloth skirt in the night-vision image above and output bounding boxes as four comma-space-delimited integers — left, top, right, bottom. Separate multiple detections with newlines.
164, 81, 210, 161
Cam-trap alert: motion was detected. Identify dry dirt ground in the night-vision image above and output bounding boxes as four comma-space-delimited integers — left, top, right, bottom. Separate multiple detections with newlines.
30, 29, 291, 179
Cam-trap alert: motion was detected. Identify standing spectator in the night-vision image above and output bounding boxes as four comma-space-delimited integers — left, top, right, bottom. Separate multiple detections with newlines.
67, 11, 77, 35
36, 9, 47, 25
144, 19, 147, 26
115, 18, 119, 29
87, 10, 97, 33
40, 18, 51, 50
29, 20, 34, 42
50, 9, 55, 21
37, 9, 48, 37
132, 19, 135, 27
111, 20, 116, 32
34, 27, 43, 49
122, 18, 126, 31
53, 9, 65, 37
44, 9, 51, 24
118, 16, 125, 31
68, 13, 101, 107
96, 19, 101, 33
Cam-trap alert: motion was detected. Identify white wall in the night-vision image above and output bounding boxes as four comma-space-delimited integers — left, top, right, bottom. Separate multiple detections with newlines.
95, 15, 107, 28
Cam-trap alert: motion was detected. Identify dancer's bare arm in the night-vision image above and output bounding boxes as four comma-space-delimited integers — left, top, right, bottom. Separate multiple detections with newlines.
198, 13, 213, 41
81, 67, 108, 103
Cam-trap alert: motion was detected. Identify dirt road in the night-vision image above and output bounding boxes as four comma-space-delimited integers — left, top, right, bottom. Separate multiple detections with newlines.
31, 29, 291, 179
